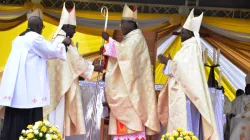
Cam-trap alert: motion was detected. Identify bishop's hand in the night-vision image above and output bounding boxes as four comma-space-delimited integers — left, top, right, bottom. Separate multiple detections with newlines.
102, 31, 109, 41
158, 54, 171, 65
94, 65, 103, 72
99, 46, 104, 55
63, 37, 72, 46
93, 58, 104, 72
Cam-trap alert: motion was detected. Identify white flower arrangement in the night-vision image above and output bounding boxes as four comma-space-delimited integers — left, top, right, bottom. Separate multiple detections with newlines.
19, 120, 63, 140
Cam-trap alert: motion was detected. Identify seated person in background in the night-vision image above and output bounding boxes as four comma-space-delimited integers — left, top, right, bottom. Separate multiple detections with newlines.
230, 96, 250, 140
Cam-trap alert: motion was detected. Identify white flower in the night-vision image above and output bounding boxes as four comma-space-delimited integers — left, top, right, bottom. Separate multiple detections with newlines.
44, 120, 50, 126
39, 133, 43, 137
21, 130, 25, 134
34, 130, 39, 134
19, 136, 24, 140
53, 135, 58, 139
33, 124, 39, 130
46, 134, 50, 138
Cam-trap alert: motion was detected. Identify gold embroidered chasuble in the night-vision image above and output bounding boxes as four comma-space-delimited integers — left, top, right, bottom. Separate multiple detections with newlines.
105, 29, 161, 135
43, 31, 93, 136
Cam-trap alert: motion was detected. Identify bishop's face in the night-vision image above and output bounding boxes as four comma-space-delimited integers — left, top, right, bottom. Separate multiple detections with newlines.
65, 25, 76, 38
181, 28, 193, 42
120, 20, 134, 36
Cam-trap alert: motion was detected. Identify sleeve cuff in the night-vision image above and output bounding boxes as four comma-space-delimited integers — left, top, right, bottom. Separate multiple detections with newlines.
84, 61, 94, 80
103, 38, 117, 58
163, 60, 172, 76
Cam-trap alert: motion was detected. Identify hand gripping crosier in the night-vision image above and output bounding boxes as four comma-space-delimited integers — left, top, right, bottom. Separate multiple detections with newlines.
89, 6, 108, 140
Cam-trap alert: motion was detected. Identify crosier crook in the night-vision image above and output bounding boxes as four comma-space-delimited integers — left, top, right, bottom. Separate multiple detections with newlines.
89, 6, 108, 140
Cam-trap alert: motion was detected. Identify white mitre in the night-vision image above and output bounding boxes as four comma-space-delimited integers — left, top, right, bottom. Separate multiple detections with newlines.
59, 2, 76, 26
122, 4, 137, 21
183, 9, 203, 33
182, 9, 203, 50
52, 2, 76, 40
27, 8, 43, 20
246, 73, 250, 84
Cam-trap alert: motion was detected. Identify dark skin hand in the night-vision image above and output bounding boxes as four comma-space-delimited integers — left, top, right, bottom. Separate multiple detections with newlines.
102, 32, 109, 41
93, 58, 104, 72
158, 54, 171, 65
99, 46, 104, 55
62, 36, 72, 46
94, 65, 103, 72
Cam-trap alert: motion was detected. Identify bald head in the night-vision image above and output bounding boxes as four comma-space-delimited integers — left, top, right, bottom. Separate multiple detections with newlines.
27, 16, 44, 34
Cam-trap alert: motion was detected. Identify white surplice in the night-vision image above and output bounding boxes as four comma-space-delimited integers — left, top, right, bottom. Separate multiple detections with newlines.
0, 31, 67, 109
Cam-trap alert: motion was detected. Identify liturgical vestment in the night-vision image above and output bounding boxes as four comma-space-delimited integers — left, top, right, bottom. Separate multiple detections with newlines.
230, 111, 250, 140
158, 37, 219, 140
0, 31, 66, 109
43, 30, 94, 136
0, 30, 67, 139
230, 96, 250, 140
104, 29, 160, 136
231, 94, 250, 116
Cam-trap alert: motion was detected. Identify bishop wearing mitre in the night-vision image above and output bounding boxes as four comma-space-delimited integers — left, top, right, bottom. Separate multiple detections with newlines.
157, 9, 219, 140
43, 2, 102, 137
101, 4, 160, 140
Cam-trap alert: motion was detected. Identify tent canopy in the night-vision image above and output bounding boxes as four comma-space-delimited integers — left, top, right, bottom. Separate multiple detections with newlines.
0, 2, 249, 101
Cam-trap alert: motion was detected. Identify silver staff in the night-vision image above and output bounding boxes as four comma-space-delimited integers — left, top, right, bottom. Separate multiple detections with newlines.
89, 6, 108, 140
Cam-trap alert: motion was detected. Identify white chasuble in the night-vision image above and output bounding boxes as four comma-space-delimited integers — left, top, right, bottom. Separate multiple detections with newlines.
158, 37, 219, 140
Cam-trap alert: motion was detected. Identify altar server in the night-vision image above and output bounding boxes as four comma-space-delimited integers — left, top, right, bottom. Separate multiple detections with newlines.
0, 9, 69, 140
